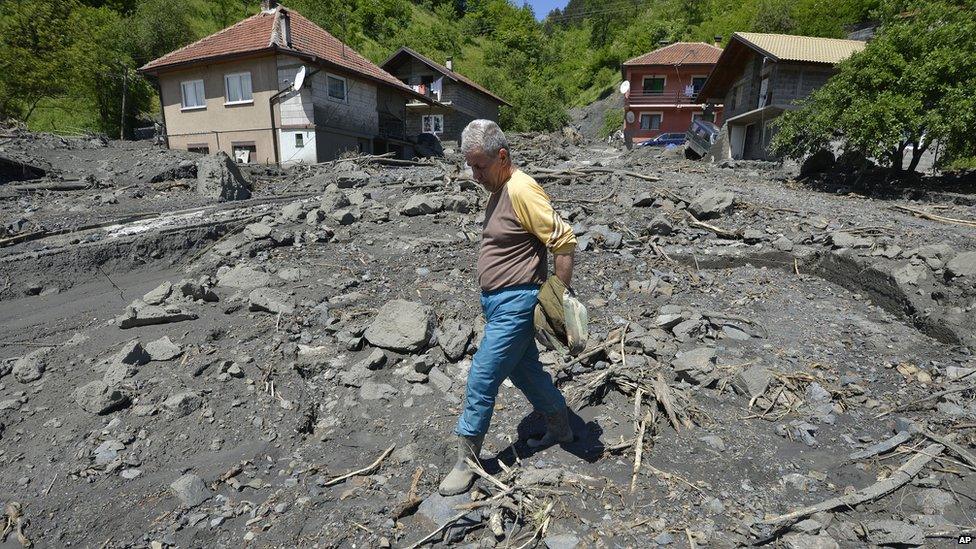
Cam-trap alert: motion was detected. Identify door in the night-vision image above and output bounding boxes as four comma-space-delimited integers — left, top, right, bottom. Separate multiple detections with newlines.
742, 124, 760, 159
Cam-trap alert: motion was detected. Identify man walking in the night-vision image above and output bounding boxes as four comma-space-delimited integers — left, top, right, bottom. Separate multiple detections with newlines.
439, 120, 577, 496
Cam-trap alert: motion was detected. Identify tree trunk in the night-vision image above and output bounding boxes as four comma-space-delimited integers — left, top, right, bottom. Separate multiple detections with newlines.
907, 140, 929, 174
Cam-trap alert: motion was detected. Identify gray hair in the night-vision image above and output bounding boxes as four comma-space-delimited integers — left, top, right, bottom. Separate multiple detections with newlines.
460, 119, 509, 157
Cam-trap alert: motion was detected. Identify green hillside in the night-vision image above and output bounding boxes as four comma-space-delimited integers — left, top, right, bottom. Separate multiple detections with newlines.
0, 0, 881, 136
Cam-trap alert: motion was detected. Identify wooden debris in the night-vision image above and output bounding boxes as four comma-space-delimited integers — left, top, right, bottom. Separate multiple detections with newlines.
891, 205, 976, 228
320, 444, 395, 487
875, 382, 976, 418
392, 466, 425, 520
922, 430, 976, 470
760, 442, 945, 533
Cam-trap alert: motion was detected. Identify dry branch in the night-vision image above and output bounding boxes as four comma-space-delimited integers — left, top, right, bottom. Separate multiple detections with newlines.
891, 205, 976, 228
760, 442, 944, 533
320, 444, 395, 487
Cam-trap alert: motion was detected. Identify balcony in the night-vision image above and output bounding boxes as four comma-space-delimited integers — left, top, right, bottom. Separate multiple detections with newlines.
626, 90, 703, 105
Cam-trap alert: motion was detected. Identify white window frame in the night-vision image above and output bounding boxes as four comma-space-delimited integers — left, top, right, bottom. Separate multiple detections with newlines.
180, 79, 206, 111
326, 73, 347, 103
224, 72, 253, 105
641, 75, 666, 93
422, 114, 444, 134
639, 111, 663, 130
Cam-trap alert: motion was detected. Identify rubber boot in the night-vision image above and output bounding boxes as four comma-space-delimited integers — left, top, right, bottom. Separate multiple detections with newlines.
527, 407, 574, 448
438, 434, 485, 496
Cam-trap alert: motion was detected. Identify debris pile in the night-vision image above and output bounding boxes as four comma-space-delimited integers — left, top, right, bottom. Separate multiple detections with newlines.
0, 128, 975, 547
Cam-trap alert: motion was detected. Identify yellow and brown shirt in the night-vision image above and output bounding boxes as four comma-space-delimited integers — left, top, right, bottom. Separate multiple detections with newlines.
478, 169, 577, 292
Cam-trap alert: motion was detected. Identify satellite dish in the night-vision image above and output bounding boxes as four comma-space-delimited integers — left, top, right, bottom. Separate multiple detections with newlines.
625, 111, 635, 124
619, 81, 630, 94
293, 66, 306, 91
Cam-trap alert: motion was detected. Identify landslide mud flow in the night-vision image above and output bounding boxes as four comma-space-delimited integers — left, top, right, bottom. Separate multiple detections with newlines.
1, 127, 975, 548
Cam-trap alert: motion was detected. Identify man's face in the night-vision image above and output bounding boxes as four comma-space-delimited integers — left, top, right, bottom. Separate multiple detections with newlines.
466, 148, 510, 192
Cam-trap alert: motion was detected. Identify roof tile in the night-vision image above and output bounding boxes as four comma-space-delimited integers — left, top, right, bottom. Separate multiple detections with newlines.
734, 32, 866, 64
623, 42, 723, 66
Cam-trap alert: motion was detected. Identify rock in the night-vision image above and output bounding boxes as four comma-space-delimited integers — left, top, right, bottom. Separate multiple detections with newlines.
13, 347, 51, 383
415, 133, 444, 157
163, 392, 202, 418
248, 287, 295, 315
143, 281, 173, 305
331, 208, 359, 225
356, 348, 387, 371
320, 187, 351, 212
772, 236, 794, 251
169, 474, 211, 507
196, 152, 251, 201
783, 533, 839, 549
244, 222, 273, 240
116, 303, 198, 329
75, 381, 130, 415
364, 300, 434, 353
428, 366, 453, 393
216, 265, 279, 290
443, 194, 472, 213
112, 340, 150, 366
672, 347, 716, 384
863, 520, 924, 546
401, 194, 443, 216
633, 192, 655, 207
103, 362, 137, 385
281, 200, 308, 222
178, 279, 218, 302
335, 170, 369, 189
946, 251, 976, 278
733, 365, 772, 398
94, 440, 124, 466
648, 215, 673, 236
145, 336, 183, 361
699, 435, 726, 452
687, 189, 735, 220
417, 493, 481, 543
830, 231, 872, 249
544, 534, 581, 549
799, 149, 835, 177
438, 320, 473, 361
359, 381, 397, 401
742, 229, 764, 244
892, 262, 930, 286
654, 531, 674, 545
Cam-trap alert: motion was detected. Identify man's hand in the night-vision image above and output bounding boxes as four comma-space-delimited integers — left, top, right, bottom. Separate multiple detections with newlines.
554, 252, 574, 289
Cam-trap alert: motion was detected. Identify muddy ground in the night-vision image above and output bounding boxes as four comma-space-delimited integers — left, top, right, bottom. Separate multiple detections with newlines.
1, 127, 975, 549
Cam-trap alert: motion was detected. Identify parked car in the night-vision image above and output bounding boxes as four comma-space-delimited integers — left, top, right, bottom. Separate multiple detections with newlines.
639, 133, 687, 148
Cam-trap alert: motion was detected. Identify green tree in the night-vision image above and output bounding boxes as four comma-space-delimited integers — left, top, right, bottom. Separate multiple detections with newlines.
772, 0, 976, 174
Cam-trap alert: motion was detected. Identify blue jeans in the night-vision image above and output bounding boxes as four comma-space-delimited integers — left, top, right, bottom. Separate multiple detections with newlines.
455, 284, 567, 437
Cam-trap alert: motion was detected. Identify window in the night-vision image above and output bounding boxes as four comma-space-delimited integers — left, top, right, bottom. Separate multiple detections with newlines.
642, 76, 665, 93
759, 77, 770, 107
232, 143, 257, 164
180, 80, 205, 110
422, 114, 444, 134
327, 74, 347, 102
187, 144, 210, 154
639, 113, 662, 130
224, 72, 253, 104
295, 133, 304, 148
692, 76, 708, 94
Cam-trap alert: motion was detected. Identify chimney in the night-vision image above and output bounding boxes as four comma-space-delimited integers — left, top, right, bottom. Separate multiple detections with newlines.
445, 57, 453, 71
280, 10, 292, 46
714, 35, 723, 48
261, 0, 278, 13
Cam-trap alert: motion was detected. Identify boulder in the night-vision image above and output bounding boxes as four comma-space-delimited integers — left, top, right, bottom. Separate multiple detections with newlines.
417, 492, 481, 544
13, 347, 51, 383
648, 216, 672, 236
146, 336, 183, 361
946, 251, 976, 278
687, 189, 735, 220
281, 200, 308, 222
169, 474, 211, 507
178, 279, 219, 302
401, 195, 443, 216
335, 170, 370, 189
443, 194, 472, 213
142, 281, 173, 305
216, 265, 279, 290
672, 347, 717, 385
320, 186, 351, 212
248, 287, 295, 315
364, 300, 434, 353
163, 391, 202, 418
733, 365, 772, 398
196, 152, 251, 201
112, 340, 150, 366
74, 381, 130, 415
116, 303, 198, 329
438, 320, 474, 361
632, 192, 655, 207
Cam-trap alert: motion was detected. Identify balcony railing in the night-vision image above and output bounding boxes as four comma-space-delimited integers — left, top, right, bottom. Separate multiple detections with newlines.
626, 91, 702, 104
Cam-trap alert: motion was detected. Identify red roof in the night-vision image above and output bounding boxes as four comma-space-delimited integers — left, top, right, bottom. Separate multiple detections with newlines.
623, 42, 723, 66
381, 47, 511, 107
138, 7, 421, 99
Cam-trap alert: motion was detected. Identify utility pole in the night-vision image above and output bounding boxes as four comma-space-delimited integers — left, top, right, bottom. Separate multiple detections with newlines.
120, 62, 128, 141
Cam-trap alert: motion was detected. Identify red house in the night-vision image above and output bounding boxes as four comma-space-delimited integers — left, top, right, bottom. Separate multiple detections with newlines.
621, 42, 724, 144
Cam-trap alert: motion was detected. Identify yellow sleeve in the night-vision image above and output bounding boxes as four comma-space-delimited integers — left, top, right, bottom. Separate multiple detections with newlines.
507, 171, 577, 254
